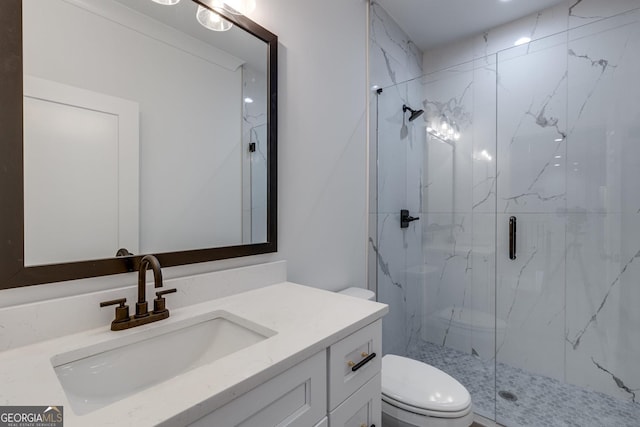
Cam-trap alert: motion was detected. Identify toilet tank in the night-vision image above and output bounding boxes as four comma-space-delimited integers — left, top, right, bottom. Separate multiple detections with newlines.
338, 287, 375, 301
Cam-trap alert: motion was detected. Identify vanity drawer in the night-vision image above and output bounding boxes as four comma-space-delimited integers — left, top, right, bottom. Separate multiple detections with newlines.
328, 320, 381, 410
329, 373, 381, 427
189, 350, 326, 427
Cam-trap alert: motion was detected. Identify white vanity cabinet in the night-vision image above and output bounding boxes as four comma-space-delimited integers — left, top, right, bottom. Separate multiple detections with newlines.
188, 350, 327, 427
328, 320, 382, 427
187, 319, 382, 427
329, 374, 381, 427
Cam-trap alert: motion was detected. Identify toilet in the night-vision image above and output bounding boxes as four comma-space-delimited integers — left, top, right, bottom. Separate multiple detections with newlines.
338, 287, 474, 427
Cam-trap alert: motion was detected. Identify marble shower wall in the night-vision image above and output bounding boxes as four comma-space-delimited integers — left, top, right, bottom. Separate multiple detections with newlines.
419, 58, 499, 363
419, 0, 640, 405
564, 8, 640, 404
368, 1, 424, 356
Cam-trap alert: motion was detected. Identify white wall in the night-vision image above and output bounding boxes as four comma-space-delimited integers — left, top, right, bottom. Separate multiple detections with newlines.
251, 0, 369, 290
2, 0, 369, 307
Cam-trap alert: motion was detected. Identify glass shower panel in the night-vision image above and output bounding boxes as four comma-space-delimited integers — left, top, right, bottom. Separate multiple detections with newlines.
495, 33, 569, 427
565, 7, 640, 418
404, 60, 498, 421
375, 77, 426, 358
495, 9, 640, 426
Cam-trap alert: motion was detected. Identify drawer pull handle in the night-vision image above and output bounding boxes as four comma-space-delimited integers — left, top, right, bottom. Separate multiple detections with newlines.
351, 352, 376, 372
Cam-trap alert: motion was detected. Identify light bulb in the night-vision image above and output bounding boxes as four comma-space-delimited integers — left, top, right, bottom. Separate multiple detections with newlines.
196, 5, 233, 31
454, 132, 461, 140
441, 121, 448, 131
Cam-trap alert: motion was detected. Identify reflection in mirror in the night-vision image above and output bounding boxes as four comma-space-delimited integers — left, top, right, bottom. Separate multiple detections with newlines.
22, 0, 269, 266
0, 0, 276, 288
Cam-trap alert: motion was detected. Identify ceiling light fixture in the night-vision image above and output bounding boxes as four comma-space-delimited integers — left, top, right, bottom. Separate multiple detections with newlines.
151, 0, 181, 4
196, 5, 233, 31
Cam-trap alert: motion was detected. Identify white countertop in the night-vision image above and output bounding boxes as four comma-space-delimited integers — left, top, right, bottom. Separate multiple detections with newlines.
0, 282, 388, 426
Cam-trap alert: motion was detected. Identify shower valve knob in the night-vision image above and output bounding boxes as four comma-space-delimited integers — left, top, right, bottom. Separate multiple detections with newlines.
400, 209, 419, 228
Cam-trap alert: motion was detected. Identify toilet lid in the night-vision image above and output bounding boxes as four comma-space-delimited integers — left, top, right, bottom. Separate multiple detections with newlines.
382, 355, 471, 413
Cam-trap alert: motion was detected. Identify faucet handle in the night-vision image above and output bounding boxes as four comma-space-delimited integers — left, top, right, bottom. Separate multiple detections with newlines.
153, 288, 177, 314
99, 298, 130, 324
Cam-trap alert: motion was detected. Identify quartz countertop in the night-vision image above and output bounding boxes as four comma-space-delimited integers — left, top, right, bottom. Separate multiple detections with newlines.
0, 282, 388, 426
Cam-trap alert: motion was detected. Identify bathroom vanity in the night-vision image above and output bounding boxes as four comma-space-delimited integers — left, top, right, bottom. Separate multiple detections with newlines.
0, 282, 387, 426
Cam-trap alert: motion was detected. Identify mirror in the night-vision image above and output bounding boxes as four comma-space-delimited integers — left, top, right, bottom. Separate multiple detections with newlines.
0, 0, 277, 289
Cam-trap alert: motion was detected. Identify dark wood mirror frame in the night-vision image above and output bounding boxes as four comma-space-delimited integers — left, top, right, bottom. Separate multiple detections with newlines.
0, 0, 277, 289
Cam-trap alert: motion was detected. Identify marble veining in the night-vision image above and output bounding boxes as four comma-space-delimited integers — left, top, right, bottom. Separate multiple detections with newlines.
567, 248, 640, 350
591, 358, 638, 403
369, 2, 423, 89
369, 235, 404, 295
473, 174, 497, 210
567, 48, 617, 135
505, 249, 538, 322
569, 0, 585, 17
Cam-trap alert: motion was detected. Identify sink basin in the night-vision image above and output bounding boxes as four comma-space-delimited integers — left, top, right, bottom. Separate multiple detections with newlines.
51, 310, 276, 415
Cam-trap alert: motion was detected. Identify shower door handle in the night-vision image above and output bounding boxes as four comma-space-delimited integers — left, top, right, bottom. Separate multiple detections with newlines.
509, 216, 517, 260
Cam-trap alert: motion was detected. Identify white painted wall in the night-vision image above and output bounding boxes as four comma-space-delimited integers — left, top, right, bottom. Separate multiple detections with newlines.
2, 0, 368, 307
250, 0, 369, 291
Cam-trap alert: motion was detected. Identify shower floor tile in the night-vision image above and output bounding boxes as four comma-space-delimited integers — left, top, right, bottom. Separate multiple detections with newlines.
406, 340, 640, 427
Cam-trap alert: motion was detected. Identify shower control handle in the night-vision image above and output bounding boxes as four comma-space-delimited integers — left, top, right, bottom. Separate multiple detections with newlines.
400, 209, 419, 229
509, 216, 517, 260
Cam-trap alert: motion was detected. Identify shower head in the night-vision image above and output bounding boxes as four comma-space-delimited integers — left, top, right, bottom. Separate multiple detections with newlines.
403, 104, 424, 122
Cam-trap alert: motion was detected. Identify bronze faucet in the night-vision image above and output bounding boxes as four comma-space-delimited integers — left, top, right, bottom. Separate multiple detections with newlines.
135, 255, 162, 318
100, 255, 176, 331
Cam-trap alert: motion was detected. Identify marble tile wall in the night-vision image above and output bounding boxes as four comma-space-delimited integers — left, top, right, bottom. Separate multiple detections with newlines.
564, 8, 640, 403
368, 1, 424, 356
419, 60, 498, 363
416, 0, 640, 407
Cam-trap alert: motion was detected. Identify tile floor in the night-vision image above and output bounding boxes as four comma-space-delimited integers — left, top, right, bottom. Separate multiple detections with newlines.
406, 340, 640, 427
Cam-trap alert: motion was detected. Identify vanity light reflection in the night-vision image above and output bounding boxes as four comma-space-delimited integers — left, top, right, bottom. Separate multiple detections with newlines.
196, 5, 234, 31
427, 115, 461, 143
151, 0, 247, 32
211, 0, 256, 15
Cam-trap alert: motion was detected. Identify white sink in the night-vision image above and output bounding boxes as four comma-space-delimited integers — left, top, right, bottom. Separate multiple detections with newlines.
51, 310, 276, 415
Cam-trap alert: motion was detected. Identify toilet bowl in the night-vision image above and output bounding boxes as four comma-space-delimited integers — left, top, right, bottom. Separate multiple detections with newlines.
381, 355, 473, 427
338, 288, 474, 427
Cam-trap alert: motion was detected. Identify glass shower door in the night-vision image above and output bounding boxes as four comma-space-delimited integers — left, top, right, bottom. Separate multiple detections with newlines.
495, 9, 640, 426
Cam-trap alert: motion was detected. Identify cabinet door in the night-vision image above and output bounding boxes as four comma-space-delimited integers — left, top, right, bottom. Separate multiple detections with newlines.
328, 320, 382, 410
329, 374, 381, 427
189, 350, 326, 427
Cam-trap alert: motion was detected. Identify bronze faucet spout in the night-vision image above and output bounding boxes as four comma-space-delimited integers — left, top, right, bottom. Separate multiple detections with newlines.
101, 254, 175, 330
136, 255, 163, 317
